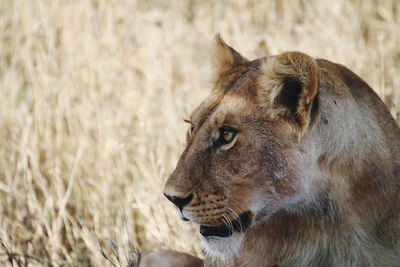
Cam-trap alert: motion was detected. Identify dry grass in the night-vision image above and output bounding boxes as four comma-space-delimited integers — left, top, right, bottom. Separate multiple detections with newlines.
0, 0, 399, 265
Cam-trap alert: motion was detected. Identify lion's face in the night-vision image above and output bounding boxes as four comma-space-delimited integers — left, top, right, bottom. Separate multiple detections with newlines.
164, 36, 320, 256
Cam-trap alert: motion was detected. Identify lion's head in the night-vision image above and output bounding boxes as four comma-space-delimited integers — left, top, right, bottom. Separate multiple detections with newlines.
163, 35, 400, 265
164, 35, 321, 255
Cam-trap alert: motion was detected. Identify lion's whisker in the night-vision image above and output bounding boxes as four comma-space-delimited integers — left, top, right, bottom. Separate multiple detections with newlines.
222, 213, 234, 233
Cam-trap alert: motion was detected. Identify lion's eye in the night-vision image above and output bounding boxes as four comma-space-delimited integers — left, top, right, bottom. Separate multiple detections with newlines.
189, 124, 194, 135
216, 127, 237, 146
223, 130, 234, 142
184, 119, 194, 135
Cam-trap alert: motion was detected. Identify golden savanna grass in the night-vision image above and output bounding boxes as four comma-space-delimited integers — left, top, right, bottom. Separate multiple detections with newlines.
0, 0, 399, 265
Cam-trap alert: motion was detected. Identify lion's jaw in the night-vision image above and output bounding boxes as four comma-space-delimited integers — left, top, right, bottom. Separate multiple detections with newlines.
195, 197, 287, 258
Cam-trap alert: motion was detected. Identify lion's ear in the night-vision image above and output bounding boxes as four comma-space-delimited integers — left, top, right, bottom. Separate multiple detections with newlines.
260, 52, 319, 131
213, 34, 249, 78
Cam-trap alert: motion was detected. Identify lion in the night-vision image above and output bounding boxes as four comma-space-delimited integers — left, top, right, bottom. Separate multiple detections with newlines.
145, 35, 400, 267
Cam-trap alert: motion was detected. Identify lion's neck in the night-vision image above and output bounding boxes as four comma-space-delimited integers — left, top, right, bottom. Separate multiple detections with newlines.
231, 188, 398, 267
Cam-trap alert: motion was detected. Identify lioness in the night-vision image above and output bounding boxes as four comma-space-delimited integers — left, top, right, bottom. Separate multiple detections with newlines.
156, 35, 400, 267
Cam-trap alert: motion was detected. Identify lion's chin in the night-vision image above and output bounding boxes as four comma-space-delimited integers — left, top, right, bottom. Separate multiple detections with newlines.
199, 232, 244, 258
197, 211, 252, 258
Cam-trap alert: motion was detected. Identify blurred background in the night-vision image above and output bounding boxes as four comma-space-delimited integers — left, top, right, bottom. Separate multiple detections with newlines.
0, 0, 399, 265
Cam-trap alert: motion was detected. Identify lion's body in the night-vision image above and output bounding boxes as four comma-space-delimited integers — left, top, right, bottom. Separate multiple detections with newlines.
162, 36, 400, 267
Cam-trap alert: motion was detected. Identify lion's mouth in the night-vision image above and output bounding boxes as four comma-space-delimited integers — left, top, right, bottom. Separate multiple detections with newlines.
199, 211, 252, 238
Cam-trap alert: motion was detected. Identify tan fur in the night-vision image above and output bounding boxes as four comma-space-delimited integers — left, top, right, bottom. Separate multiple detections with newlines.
212, 34, 249, 83
163, 35, 400, 267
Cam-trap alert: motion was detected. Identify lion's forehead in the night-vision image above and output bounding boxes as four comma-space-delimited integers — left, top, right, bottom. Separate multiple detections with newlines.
211, 94, 257, 126
192, 71, 261, 127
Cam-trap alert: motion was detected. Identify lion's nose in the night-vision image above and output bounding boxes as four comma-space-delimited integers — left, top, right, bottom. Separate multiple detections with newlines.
163, 192, 193, 210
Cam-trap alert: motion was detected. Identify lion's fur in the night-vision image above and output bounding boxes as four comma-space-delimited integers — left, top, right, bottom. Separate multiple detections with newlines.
163, 36, 400, 267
